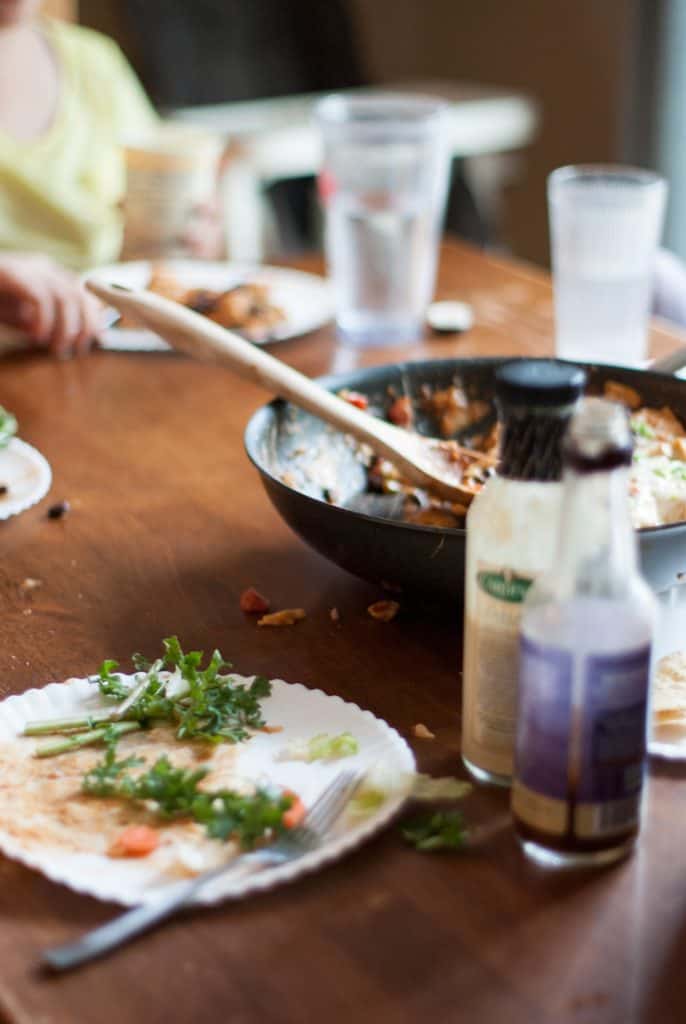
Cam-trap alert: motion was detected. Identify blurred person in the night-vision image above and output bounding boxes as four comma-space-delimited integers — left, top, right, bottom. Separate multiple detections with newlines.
0, 1, 227, 356
0, 0, 156, 270
0, 0, 156, 353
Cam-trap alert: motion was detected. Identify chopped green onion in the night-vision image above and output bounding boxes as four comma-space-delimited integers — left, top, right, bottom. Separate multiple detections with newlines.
402, 810, 468, 852
633, 421, 655, 440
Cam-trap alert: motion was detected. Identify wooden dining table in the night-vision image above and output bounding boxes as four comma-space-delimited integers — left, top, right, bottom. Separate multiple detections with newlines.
1, 239, 685, 1024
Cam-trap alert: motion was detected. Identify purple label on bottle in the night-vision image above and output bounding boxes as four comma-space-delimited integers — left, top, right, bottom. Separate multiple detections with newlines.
515, 636, 573, 798
577, 648, 649, 802
515, 637, 650, 806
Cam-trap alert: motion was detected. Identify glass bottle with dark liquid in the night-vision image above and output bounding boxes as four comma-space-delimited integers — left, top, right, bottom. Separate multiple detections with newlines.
512, 398, 655, 867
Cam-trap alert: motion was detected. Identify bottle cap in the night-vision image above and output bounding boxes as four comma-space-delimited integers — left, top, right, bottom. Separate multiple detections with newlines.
495, 359, 587, 408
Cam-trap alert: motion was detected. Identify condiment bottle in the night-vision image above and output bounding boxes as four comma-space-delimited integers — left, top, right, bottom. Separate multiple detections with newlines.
461, 359, 586, 785
512, 398, 655, 867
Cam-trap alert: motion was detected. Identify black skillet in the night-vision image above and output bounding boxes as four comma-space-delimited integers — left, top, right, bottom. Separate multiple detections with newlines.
245, 357, 686, 603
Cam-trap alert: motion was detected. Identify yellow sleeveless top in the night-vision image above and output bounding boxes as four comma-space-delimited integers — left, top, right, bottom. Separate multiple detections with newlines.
0, 20, 156, 269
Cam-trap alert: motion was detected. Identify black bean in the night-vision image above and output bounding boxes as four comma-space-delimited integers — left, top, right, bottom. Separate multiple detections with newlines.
47, 500, 70, 519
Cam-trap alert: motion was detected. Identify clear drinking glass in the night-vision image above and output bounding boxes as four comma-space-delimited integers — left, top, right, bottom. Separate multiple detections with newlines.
548, 165, 667, 366
316, 93, 450, 346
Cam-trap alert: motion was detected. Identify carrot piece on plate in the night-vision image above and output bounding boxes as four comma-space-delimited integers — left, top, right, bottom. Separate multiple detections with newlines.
108, 824, 160, 858
282, 791, 306, 830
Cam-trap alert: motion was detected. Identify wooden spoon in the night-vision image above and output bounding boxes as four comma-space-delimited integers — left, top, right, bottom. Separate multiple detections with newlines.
86, 279, 494, 504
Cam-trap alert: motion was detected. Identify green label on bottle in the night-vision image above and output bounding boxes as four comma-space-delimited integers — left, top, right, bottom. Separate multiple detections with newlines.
476, 570, 533, 604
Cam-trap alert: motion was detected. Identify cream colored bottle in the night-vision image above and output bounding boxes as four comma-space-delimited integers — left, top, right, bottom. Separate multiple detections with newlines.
461, 360, 586, 786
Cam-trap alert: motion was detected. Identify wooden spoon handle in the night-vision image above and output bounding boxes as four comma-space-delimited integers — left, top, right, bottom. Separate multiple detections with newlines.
86, 279, 408, 461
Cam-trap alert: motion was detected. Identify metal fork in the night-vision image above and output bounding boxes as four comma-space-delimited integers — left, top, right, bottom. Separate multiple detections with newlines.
43, 769, 364, 972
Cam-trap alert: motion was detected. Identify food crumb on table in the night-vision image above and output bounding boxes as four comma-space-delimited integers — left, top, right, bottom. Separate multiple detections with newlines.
258, 608, 306, 627
413, 723, 436, 740
240, 587, 270, 614
47, 500, 70, 519
19, 578, 42, 595
368, 600, 400, 622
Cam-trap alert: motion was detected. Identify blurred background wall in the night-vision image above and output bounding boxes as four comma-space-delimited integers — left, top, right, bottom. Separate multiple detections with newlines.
654, 0, 686, 258
42, 0, 75, 17
349, 0, 643, 265
76, 0, 658, 268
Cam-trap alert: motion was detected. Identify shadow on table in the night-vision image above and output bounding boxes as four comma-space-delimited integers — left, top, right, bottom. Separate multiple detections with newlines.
633, 890, 686, 1022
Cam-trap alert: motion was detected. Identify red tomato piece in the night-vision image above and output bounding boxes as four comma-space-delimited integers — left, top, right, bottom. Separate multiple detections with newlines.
240, 587, 271, 613
282, 790, 306, 830
339, 389, 369, 410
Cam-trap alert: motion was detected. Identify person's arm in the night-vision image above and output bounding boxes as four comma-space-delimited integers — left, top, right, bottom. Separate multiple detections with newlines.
0, 254, 102, 356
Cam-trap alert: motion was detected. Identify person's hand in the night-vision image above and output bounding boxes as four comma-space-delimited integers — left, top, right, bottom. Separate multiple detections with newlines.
0, 254, 103, 356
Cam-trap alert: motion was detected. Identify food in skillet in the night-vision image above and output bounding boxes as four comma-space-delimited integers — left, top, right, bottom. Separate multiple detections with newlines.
118, 265, 287, 343
336, 379, 686, 530
627, 403, 686, 528
358, 384, 498, 528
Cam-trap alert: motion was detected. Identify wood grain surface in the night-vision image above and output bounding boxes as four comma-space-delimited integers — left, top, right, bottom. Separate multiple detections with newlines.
0, 240, 684, 1024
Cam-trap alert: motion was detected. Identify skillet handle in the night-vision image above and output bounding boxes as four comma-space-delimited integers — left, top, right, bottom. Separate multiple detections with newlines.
650, 346, 686, 375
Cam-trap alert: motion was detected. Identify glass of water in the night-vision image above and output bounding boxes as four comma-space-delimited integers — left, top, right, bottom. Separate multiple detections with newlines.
548, 165, 667, 366
316, 93, 450, 346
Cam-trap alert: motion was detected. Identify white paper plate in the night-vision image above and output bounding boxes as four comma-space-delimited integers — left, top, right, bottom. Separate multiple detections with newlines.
85, 260, 334, 351
0, 674, 414, 906
0, 438, 51, 519
649, 585, 686, 760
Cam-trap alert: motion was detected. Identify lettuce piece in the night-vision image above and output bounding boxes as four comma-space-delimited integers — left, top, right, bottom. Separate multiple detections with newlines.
349, 786, 387, 816
0, 406, 17, 449
349, 772, 472, 820
278, 731, 359, 763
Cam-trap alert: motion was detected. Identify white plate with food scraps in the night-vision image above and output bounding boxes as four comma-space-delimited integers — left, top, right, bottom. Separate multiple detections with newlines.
649, 585, 686, 760
84, 260, 334, 351
0, 673, 414, 906
0, 438, 51, 520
